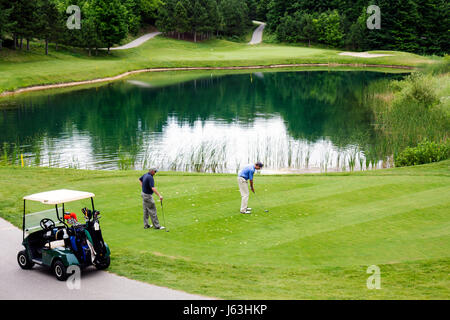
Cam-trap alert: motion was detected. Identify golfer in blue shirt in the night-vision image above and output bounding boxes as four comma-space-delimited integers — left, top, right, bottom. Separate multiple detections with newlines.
238, 162, 263, 214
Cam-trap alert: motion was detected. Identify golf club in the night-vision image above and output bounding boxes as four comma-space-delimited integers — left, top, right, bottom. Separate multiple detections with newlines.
160, 199, 169, 232
254, 192, 269, 213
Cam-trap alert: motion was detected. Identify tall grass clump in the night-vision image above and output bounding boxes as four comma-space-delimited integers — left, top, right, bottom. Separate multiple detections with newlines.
139, 140, 228, 173
369, 67, 449, 158
0, 142, 22, 166
418, 55, 450, 76
1, 143, 9, 166
392, 72, 440, 108
117, 146, 137, 170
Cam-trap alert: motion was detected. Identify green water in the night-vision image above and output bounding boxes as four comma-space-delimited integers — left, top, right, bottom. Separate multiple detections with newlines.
0, 70, 405, 172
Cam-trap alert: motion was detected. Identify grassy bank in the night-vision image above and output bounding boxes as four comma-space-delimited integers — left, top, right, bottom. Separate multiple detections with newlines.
1, 162, 449, 299
0, 66, 410, 108
0, 36, 435, 95
367, 59, 450, 159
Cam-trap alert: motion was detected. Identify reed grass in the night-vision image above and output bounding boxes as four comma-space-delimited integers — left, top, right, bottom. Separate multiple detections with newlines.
366, 63, 449, 165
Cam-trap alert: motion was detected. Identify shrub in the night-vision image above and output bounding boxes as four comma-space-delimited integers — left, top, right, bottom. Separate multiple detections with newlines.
395, 140, 450, 167
276, 14, 298, 42
394, 73, 439, 109
345, 8, 368, 51
275, 11, 317, 45
315, 10, 344, 48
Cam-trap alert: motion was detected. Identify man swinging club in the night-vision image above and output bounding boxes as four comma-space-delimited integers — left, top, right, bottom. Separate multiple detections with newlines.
139, 168, 165, 230
238, 162, 264, 214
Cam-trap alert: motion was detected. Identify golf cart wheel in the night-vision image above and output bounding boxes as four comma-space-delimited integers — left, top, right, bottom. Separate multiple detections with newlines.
52, 260, 68, 281
94, 256, 110, 270
17, 250, 34, 270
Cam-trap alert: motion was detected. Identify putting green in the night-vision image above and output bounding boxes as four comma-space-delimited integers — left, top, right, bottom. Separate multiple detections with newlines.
1, 161, 449, 299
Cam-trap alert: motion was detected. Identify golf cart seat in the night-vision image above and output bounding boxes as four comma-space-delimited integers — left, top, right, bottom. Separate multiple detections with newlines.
44, 240, 65, 249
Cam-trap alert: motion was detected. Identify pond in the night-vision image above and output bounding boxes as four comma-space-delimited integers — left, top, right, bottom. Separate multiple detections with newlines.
0, 69, 405, 173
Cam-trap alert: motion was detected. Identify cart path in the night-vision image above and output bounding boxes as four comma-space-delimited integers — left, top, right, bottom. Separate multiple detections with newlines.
249, 21, 266, 45
108, 32, 162, 50
0, 218, 211, 300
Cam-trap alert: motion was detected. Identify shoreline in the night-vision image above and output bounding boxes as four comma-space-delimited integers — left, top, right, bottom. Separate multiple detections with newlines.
0, 163, 393, 177
0, 63, 414, 97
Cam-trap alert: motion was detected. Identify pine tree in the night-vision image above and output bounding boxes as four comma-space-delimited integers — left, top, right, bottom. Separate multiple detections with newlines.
219, 0, 250, 36
92, 0, 128, 53
0, 0, 14, 50
9, 0, 38, 50
245, 0, 258, 21
174, 1, 189, 39
415, 0, 449, 55
389, 0, 420, 52
300, 13, 317, 47
364, 0, 420, 53
80, 1, 102, 56
36, 0, 61, 55
346, 8, 368, 51
276, 13, 296, 42
122, 0, 142, 35
207, 0, 221, 37
191, 0, 208, 42
156, 0, 176, 35
139, 0, 163, 25
256, 0, 270, 22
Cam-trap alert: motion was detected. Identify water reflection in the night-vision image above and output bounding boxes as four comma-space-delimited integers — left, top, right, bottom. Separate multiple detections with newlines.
0, 70, 404, 172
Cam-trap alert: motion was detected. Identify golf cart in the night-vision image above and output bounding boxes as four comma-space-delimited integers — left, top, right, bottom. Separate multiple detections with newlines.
17, 189, 111, 281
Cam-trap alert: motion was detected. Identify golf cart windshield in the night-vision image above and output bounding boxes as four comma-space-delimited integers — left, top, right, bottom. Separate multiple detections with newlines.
24, 207, 64, 235
22, 189, 96, 238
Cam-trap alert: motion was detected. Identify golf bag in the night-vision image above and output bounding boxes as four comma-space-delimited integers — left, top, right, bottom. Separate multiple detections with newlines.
69, 226, 92, 265
85, 220, 108, 264
81, 208, 108, 265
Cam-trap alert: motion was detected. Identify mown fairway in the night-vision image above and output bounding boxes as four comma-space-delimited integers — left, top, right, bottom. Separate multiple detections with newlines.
0, 36, 433, 94
1, 161, 449, 299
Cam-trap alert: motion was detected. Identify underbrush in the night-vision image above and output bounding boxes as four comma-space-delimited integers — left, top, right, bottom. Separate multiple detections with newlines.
395, 140, 450, 167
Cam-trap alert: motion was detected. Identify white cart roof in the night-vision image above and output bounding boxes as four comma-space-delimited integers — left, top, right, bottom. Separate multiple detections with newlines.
23, 189, 95, 205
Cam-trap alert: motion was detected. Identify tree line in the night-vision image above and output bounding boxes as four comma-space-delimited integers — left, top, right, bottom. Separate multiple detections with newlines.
0, 0, 254, 54
264, 0, 449, 55
1, 0, 448, 55
0, 0, 160, 54
156, 0, 254, 42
